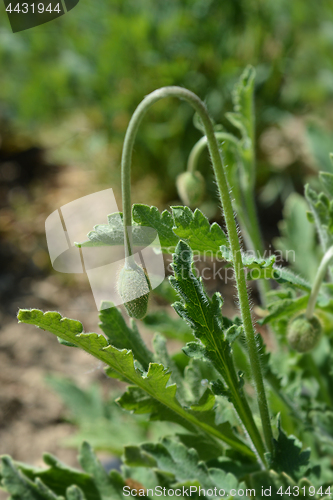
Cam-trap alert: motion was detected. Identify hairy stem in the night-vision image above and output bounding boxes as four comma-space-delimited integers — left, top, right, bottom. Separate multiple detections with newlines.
186, 132, 269, 306
121, 86, 273, 462
187, 133, 239, 173
306, 245, 333, 319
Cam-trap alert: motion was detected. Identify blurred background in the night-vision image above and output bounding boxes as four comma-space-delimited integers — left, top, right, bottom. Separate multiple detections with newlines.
1, 0, 333, 480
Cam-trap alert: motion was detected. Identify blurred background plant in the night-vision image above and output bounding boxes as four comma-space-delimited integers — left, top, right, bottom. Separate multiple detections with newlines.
2, 0, 333, 305
2, 0, 333, 200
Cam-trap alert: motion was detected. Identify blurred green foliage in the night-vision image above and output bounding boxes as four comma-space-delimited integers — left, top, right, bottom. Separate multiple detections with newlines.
1, 0, 333, 199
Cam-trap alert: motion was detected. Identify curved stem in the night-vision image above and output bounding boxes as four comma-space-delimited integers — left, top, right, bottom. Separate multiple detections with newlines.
121, 87, 273, 462
306, 245, 333, 319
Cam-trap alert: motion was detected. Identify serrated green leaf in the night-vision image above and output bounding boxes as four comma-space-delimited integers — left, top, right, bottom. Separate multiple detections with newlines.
232, 65, 255, 132
266, 266, 312, 292
169, 241, 265, 462
76, 212, 154, 249
0, 455, 61, 500
220, 245, 312, 292
123, 447, 157, 468
270, 418, 310, 480
99, 303, 153, 371
171, 206, 228, 256
77, 204, 230, 257
125, 437, 247, 500
170, 242, 238, 384
79, 442, 124, 500
116, 369, 250, 457
176, 433, 223, 462
0, 456, 64, 500
25, 454, 98, 499
0, 447, 178, 500
132, 205, 179, 252
17, 309, 252, 457
76, 213, 124, 248
226, 65, 256, 188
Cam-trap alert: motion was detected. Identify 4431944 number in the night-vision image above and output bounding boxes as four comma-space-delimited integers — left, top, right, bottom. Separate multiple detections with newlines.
5, 3, 61, 13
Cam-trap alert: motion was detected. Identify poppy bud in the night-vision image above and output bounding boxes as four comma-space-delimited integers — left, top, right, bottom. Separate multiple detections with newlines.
117, 262, 151, 319
176, 171, 205, 208
287, 313, 322, 353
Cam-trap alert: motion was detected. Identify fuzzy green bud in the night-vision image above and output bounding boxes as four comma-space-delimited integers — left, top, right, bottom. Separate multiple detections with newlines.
176, 171, 205, 208
287, 313, 322, 353
117, 262, 151, 319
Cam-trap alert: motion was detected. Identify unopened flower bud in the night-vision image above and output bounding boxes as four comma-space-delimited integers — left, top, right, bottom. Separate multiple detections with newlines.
117, 262, 151, 319
176, 171, 205, 208
287, 313, 322, 353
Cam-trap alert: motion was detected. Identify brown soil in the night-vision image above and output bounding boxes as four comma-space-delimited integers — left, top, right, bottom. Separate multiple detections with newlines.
0, 281, 111, 499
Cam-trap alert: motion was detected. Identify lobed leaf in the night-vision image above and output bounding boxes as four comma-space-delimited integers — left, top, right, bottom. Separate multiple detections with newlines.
76, 204, 230, 257
125, 437, 247, 500
0, 455, 63, 500
78, 442, 125, 499
0, 444, 105, 500
220, 245, 312, 292
169, 241, 265, 458
270, 419, 310, 480
17, 309, 252, 457
132, 204, 179, 252
99, 303, 153, 371
171, 206, 228, 256
170, 241, 236, 385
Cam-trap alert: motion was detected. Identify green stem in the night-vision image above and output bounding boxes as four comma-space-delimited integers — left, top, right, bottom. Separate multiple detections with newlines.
121, 86, 273, 462
306, 245, 333, 319
223, 356, 268, 466
186, 132, 270, 306
187, 132, 239, 173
